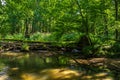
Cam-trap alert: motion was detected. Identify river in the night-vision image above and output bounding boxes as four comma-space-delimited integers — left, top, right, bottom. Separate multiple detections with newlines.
0, 51, 118, 80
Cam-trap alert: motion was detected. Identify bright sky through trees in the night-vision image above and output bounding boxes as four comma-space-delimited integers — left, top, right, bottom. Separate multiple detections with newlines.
1, 0, 6, 5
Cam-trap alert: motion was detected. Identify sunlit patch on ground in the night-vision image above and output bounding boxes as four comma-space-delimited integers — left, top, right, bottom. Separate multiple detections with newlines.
21, 68, 81, 80
93, 72, 113, 80
81, 75, 93, 79
80, 72, 113, 80
10, 67, 19, 71
0, 75, 10, 80
19, 70, 114, 80
94, 72, 108, 77
0, 51, 24, 58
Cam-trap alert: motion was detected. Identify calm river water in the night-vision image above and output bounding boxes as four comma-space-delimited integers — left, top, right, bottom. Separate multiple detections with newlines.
0, 51, 117, 80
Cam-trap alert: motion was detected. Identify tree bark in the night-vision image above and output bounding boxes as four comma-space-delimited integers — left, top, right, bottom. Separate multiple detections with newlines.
104, 15, 108, 38
114, 0, 119, 39
25, 18, 30, 38
75, 0, 89, 35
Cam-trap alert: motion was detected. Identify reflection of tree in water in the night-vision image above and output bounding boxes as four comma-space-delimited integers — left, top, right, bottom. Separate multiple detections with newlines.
0, 51, 120, 80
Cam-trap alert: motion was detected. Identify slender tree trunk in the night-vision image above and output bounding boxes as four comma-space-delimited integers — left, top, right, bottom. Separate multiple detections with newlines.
104, 15, 108, 38
114, 0, 119, 39
25, 18, 30, 38
75, 0, 89, 35
114, 0, 119, 21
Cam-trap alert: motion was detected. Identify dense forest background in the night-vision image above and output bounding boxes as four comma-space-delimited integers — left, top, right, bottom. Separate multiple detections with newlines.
0, 0, 120, 57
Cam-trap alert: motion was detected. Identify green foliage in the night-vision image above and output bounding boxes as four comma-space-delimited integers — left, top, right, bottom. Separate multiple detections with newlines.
82, 44, 106, 57
82, 39, 118, 57
4, 34, 14, 39
0, 34, 2, 39
0, 0, 120, 57
30, 32, 44, 41
113, 43, 120, 52
60, 32, 80, 41
29, 32, 53, 42
12, 33, 24, 40
21, 43, 29, 51
4, 33, 24, 40
29, 32, 80, 42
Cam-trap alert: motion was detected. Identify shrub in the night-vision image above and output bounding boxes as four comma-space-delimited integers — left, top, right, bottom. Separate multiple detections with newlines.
4, 33, 24, 40
21, 43, 29, 51
60, 32, 80, 41
30, 32, 52, 42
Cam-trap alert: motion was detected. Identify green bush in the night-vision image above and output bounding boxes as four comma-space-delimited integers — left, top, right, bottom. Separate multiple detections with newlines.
4, 33, 24, 40
60, 32, 80, 41
30, 32, 52, 41
4, 34, 14, 39
21, 43, 29, 51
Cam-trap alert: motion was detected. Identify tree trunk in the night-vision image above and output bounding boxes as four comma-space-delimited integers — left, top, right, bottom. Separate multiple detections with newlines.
114, 0, 119, 39
25, 18, 30, 38
75, 0, 89, 35
104, 15, 108, 38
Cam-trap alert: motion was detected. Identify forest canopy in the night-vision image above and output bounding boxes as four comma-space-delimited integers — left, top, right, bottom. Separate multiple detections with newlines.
0, 0, 120, 43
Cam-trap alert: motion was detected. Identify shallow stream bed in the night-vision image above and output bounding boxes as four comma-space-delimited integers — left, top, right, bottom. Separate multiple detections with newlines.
0, 51, 119, 80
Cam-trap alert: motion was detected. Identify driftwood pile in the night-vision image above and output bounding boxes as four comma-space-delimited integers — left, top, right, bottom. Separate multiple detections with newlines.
0, 39, 78, 53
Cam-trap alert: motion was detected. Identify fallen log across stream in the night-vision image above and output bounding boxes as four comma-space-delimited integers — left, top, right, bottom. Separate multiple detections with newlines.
0, 39, 77, 52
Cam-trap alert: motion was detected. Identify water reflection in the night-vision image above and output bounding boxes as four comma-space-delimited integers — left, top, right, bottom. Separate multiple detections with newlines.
0, 51, 116, 80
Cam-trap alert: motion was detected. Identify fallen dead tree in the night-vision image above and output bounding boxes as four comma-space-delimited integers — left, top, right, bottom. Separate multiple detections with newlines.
0, 39, 77, 52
